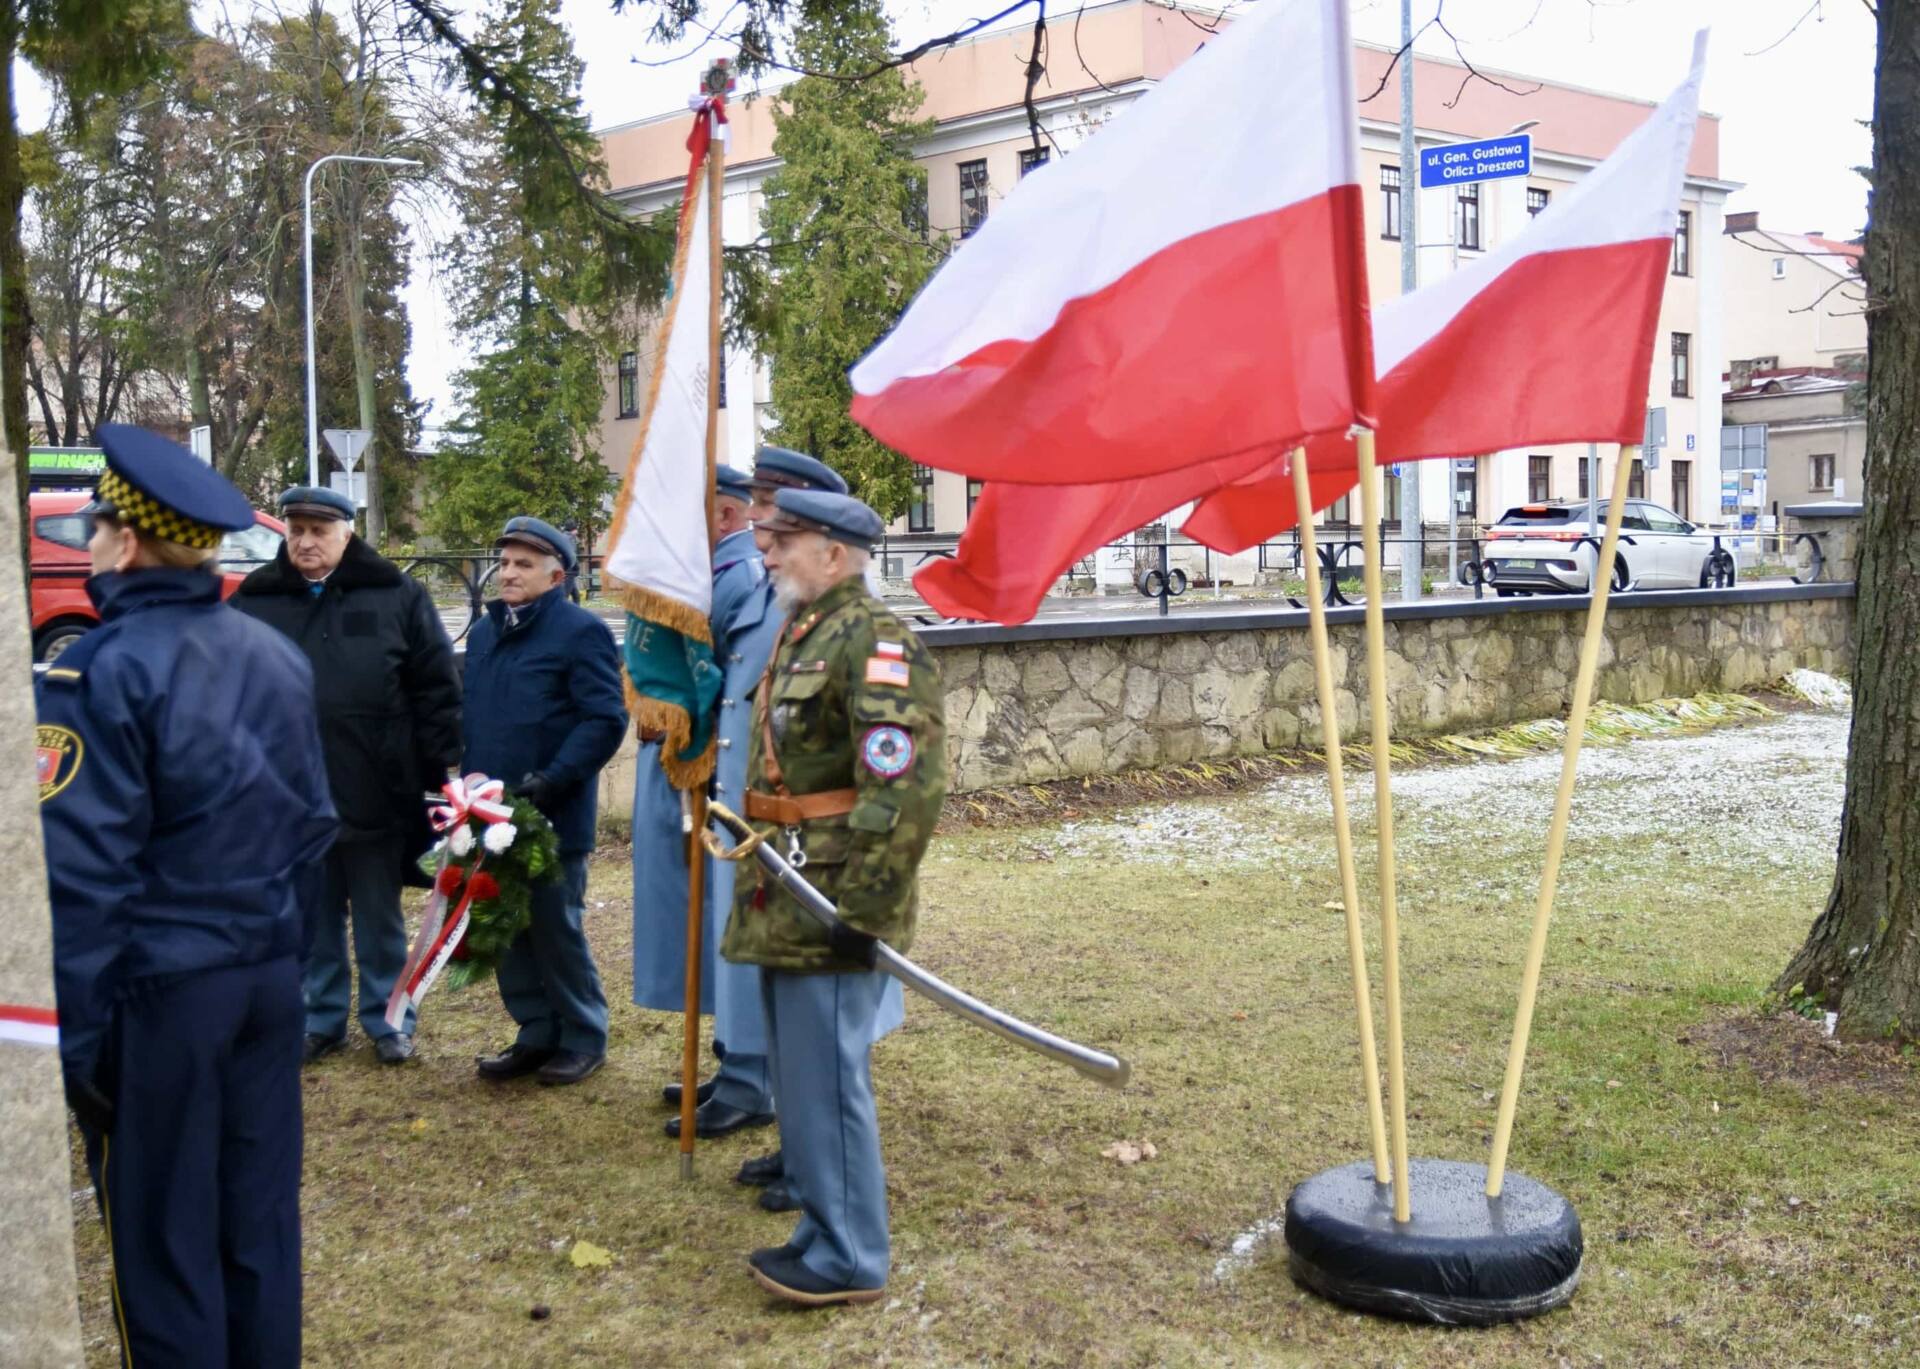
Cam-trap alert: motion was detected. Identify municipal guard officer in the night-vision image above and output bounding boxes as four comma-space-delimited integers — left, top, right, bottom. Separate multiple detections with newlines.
723, 487, 947, 1308
233, 484, 462, 1066
37, 425, 336, 1366
466, 516, 627, 1086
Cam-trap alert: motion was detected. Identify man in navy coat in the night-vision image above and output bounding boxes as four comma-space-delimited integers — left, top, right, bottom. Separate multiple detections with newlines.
464, 517, 627, 1086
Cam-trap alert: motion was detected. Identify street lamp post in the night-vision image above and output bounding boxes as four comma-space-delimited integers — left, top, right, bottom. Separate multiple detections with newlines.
304, 153, 422, 489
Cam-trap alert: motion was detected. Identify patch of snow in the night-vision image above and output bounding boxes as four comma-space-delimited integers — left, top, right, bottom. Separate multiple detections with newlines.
1785, 669, 1852, 710
1036, 709, 1849, 886
1824, 1011, 1839, 1038
1212, 1213, 1286, 1282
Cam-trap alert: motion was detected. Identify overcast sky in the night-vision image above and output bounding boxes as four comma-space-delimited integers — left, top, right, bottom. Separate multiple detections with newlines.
18, 0, 1880, 432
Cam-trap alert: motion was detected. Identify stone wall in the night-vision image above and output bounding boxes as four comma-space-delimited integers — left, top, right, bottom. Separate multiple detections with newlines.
924, 587, 1854, 792
596, 585, 1854, 812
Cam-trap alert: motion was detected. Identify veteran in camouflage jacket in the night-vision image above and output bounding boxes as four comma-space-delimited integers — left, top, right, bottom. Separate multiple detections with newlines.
721, 486, 946, 1307
721, 568, 947, 968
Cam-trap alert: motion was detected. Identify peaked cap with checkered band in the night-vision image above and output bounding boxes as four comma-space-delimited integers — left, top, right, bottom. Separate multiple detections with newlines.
87, 424, 255, 550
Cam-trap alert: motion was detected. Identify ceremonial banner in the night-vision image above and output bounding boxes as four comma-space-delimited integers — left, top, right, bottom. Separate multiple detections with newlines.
1183, 32, 1711, 551
850, 0, 1373, 487
603, 110, 725, 787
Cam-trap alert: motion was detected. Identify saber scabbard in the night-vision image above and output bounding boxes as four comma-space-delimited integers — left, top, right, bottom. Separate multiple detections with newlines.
706, 801, 1130, 1088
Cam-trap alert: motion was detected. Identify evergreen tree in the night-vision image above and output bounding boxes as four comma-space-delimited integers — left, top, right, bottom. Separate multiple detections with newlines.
757, 0, 939, 517
429, 0, 615, 547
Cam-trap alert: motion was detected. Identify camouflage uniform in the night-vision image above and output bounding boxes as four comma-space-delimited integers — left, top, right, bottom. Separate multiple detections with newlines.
722, 569, 946, 1295
721, 574, 947, 969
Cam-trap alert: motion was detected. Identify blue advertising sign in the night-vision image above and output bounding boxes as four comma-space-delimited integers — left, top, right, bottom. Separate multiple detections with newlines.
1419, 134, 1533, 189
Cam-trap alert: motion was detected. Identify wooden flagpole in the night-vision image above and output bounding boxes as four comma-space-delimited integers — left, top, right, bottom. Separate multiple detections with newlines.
1354, 430, 1412, 1221
1485, 445, 1637, 1197
679, 91, 725, 1181
1292, 451, 1390, 1183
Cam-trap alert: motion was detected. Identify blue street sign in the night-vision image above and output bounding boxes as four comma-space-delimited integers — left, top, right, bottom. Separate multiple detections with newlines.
1418, 134, 1533, 189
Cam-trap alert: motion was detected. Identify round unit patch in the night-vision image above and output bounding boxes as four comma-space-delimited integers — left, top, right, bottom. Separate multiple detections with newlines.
861, 725, 915, 779
36, 725, 84, 803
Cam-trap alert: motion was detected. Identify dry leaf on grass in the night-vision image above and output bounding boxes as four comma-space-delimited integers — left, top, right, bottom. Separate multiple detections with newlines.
1102, 1139, 1159, 1166
569, 1240, 614, 1269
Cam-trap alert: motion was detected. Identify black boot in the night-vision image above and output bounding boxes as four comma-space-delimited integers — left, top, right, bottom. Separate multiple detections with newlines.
735, 1150, 784, 1187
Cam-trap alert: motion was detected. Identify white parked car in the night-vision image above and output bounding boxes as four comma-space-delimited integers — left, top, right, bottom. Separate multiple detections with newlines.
1482, 501, 1739, 596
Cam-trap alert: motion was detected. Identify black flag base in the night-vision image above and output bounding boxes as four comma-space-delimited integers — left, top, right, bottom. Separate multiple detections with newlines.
1284, 1159, 1582, 1326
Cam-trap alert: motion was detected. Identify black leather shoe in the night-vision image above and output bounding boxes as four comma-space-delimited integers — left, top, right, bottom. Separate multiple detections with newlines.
374, 1033, 415, 1065
661, 1077, 717, 1108
750, 1250, 884, 1307
758, 1181, 801, 1213
664, 1097, 776, 1139
536, 1050, 606, 1087
749, 1243, 803, 1272
476, 1044, 555, 1081
303, 1033, 346, 1065
735, 1150, 784, 1187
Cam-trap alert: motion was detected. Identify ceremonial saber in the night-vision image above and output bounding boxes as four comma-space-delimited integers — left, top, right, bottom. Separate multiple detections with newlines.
706, 801, 1131, 1087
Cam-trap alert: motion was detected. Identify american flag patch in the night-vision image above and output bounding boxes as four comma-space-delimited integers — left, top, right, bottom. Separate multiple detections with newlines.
865, 656, 911, 688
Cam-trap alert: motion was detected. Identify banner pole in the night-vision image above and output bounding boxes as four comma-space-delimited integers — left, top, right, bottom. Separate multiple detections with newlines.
1354, 431, 1412, 1221
678, 106, 726, 1181
1292, 451, 1389, 1183
1486, 444, 1636, 1197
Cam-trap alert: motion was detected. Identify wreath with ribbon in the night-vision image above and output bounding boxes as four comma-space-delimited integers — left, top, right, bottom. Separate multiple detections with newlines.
384, 774, 561, 1029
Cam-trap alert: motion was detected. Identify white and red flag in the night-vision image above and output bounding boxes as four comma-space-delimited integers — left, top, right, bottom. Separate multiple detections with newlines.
850, 0, 1374, 488
1184, 30, 1711, 551
925, 31, 1710, 620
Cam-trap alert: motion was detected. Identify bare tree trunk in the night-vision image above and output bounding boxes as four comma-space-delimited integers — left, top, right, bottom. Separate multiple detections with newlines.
1776, 0, 1920, 1042
0, 426, 86, 1364
1, 25, 32, 583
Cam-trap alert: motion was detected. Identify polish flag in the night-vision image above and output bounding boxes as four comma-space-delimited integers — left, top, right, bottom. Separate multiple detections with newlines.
921, 33, 1709, 620
0, 1003, 59, 1049
1184, 31, 1711, 551
849, 0, 1374, 487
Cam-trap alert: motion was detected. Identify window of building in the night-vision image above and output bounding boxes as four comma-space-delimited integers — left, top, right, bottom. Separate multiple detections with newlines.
959, 160, 989, 237
1454, 461, 1477, 522
1810, 453, 1836, 491
908, 464, 935, 531
1455, 183, 1481, 251
1671, 460, 1691, 518
1628, 458, 1646, 499
1578, 456, 1589, 501
1325, 493, 1353, 526
1528, 455, 1552, 502
1018, 146, 1049, 177
967, 477, 984, 515
617, 351, 639, 418
1382, 470, 1402, 526
1380, 166, 1402, 240
1672, 209, 1691, 276
1771, 257, 1787, 280
1526, 187, 1550, 218
1671, 332, 1691, 397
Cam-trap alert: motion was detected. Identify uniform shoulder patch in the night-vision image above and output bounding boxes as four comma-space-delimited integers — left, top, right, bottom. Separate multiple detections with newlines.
861, 725, 915, 779
35, 725, 84, 803
865, 656, 910, 688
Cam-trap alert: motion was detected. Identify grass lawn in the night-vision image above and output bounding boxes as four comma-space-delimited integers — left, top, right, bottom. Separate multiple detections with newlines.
70, 701, 1920, 1366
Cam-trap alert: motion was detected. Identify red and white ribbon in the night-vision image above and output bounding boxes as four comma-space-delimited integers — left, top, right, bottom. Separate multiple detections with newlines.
0, 1003, 59, 1049
429, 773, 513, 833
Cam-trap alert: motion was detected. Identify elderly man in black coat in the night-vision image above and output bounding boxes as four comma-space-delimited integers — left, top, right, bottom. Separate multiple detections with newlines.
234, 486, 462, 1064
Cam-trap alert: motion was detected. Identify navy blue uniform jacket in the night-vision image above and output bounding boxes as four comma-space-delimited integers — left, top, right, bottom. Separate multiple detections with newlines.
35, 569, 337, 1090
461, 587, 626, 856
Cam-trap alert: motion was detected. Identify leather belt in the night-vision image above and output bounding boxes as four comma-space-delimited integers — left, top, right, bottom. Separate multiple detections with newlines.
745, 788, 858, 824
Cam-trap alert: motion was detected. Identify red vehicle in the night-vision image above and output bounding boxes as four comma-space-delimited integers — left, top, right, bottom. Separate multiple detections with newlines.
29, 490, 286, 662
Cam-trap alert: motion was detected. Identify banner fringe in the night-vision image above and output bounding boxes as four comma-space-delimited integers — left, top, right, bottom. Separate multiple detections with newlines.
622, 670, 717, 790
608, 580, 714, 645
